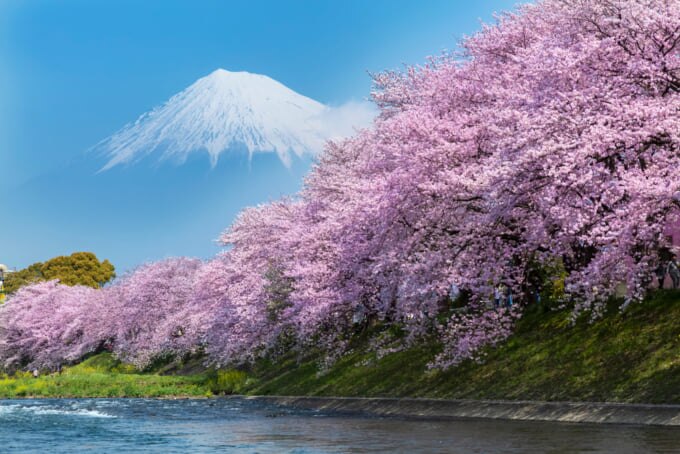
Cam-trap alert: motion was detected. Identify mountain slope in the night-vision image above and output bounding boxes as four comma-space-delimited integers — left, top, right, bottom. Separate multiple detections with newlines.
94, 69, 372, 170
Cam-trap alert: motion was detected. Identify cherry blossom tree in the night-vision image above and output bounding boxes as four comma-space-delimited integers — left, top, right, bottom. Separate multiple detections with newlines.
106, 257, 203, 369
206, 201, 302, 365
0, 281, 107, 371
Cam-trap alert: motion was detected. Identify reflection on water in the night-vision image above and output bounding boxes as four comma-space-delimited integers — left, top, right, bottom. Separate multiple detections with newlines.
0, 398, 677, 453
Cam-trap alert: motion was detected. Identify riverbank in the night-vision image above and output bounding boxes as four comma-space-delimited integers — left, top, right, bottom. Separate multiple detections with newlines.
0, 357, 205, 398
0, 354, 244, 398
1, 290, 678, 404
244, 396, 680, 426
244, 290, 680, 404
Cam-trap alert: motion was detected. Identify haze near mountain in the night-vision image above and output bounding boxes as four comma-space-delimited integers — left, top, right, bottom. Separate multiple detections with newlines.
94, 69, 375, 170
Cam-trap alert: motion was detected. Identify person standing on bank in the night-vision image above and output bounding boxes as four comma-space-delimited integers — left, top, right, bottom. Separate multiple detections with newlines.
667, 261, 680, 289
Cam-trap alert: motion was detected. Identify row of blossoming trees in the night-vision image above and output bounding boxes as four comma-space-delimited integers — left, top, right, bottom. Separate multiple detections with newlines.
1, 0, 678, 372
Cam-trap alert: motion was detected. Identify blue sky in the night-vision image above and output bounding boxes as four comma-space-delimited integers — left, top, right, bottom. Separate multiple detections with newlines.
1, 0, 518, 272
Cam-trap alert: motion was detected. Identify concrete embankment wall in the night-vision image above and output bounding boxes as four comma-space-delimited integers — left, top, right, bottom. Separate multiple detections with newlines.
244, 396, 680, 426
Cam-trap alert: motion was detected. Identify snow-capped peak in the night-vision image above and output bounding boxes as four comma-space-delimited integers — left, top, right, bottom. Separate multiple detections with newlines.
94, 69, 375, 170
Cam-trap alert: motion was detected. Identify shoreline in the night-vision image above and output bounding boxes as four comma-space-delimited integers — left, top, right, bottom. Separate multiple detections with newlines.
0, 395, 209, 400
241, 395, 680, 427
2, 393, 680, 426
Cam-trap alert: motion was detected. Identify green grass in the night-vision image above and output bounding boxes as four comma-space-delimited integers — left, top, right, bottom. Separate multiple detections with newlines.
0, 353, 248, 398
0, 354, 207, 398
244, 290, 680, 404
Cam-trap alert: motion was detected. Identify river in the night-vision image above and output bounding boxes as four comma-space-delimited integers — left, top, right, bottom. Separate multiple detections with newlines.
0, 398, 678, 453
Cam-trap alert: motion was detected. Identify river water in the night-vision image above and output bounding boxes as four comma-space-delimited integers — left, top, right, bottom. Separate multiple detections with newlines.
0, 398, 678, 453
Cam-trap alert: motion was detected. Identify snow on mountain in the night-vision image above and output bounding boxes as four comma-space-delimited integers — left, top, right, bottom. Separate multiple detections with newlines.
94, 69, 375, 170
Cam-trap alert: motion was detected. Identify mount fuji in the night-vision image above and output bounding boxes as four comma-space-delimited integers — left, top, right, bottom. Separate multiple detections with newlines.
6, 70, 376, 272
94, 69, 375, 170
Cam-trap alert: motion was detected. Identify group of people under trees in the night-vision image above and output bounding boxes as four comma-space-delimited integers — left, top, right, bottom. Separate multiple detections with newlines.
493, 286, 514, 308
486, 246, 680, 312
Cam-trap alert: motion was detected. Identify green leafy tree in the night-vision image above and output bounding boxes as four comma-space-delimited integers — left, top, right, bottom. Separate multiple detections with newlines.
4, 252, 115, 293
3, 263, 45, 294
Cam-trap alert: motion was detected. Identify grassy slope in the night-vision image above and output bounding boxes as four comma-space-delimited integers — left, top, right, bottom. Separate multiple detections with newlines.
1, 291, 677, 402
245, 290, 680, 404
